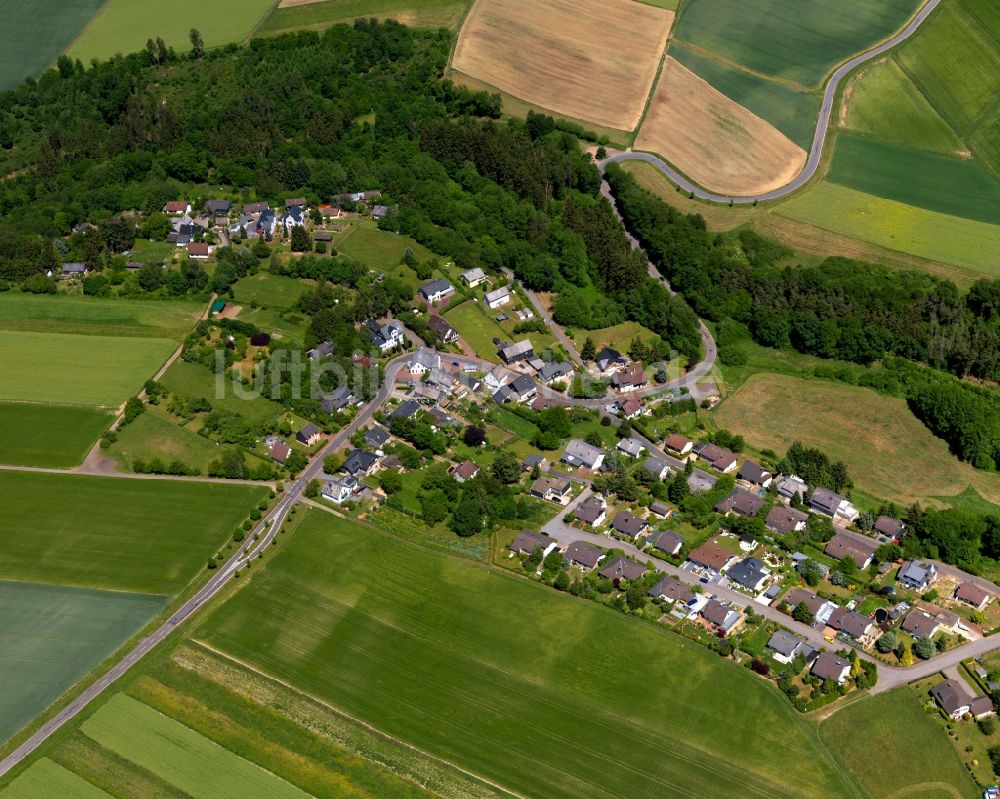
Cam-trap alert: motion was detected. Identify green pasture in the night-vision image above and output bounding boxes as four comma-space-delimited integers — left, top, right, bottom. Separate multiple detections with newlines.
0, 0, 104, 90
235, 306, 308, 344
820, 688, 977, 799
259, 0, 472, 36
671, 43, 819, 148
444, 301, 506, 359
198, 510, 858, 799
159, 360, 284, 423
776, 182, 1000, 277
0, 331, 175, 406
0, 470, 266, 593
232, 273, 309, 309
66, 0, 277, 63
0, 580, 167, 745
0, 759, 112, 799
0, 294, 201, 339
335, 222, 437, 273
673, 0, 921, 87
81, 694, 309, 799
0, 403, 109, 468
841, 58, 963, 154
827, 133, 1000, 225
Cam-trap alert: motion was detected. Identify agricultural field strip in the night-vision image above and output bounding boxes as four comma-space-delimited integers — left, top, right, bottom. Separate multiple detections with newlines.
0, 758, 112, 799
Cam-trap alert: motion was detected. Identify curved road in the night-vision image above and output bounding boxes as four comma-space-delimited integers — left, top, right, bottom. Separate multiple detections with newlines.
604, 0, 941, 203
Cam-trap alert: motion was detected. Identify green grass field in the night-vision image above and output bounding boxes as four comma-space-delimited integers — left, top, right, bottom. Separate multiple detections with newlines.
258, 0, 472, 36
841, 58, 963, 154
66, 0, 277, 63
0, 470, 266, 593
0, 0, 104, 90
235, 306, 308, 344
159, 360, 284, 423
0, 759, 112, 799
0, 403, 109, 468
232, 273, 309, 309
443, 300, 506, 359
0, 294, 201, 339
714, 372, 1000, 507
570, 321, 662, 355
197, 510, 858, 799
673, 0, 921, 87
776, 182, 1000, 277
671, 43, 819, 148
0, 581, 167, 745
827, 133, 1000, 225
334, 221, 438, 273
0, 331, 175, 406
820, 688, 977, 799
80, 694, 309, 799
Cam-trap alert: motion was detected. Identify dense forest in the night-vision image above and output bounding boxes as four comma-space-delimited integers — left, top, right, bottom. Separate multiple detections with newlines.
0, 22, 701, 361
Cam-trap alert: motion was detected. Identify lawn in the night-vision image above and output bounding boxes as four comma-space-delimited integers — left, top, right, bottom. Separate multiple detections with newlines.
334, 221, 437, 273
671, 43, 819, 148
775, 182, 1000, 277
66, 0, 278, 63
0, 294, 202, 338
369, 506, 490, 561
444, 300, 509, 360
235, 306, 308, 344
0, 403, 110, 468
571, 321, 662, 355
827, 133, 1000, 225
0, 581, 168, 746
0, 759, 112, 799
0, 0, 104, 90
259, 0, 472, 36
672, 0, 921, 87
820, 688, 977, 799
714, 372, 1000, 507
159, 359, 285, 423
0, 331, 176, 406
232, 273, 309, 310
197, 509, 859, 799
0, 470, 266, 593
486, 406, 539, 441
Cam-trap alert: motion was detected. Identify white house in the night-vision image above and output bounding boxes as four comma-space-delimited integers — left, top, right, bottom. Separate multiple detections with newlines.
461, 267, 487, 288
562, 439, 605, 471
419, 279, 454, 305
407, 347, 440, 376
367, 319, 405, 353
322, 477, 356, 504
484, 286, 511, 310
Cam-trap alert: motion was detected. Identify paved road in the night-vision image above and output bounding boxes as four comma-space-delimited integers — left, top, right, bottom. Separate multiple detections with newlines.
603, 0, 942, 203
501, 267, 584, 364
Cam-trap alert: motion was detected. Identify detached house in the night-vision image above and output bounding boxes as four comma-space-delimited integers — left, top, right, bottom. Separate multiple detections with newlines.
616, 438, 646, 459
738, 461, 772, 489
342, 449, 379, 477
538, 361, 573, 384
897, 560, 937, 591
700, 600, 742, 636
765, 506, 808, 534
484, 286, 511, 309
599, 556, 647, 583
827, 607, 875, 643
322, 477, 356, 504
493, 374, 536, 404
643, 458, 671, 482
574, 496, 608, 527
727, 557, 769, 592
562, 439, 605, 471
595, 347, 626, 373
766, 631, 806, 664
715, 488, 765, 517
419, 279, 454, 305
530, 476, 572, 504
296, 423, 322, 447
163, 200, 190, 215
407, 348, 440, 376
266, 437, 290, 465
611, 365, 647, 392
785, 587, 838, 625
611, 510, 648, 538
811, 652, 851, 685
664, 434, 693, 456
687, 542, 736, 575
427, 315, 458, 344
824, 531, 878, 570
955, 582, 992, 611
460, 267, 487, 288
694, 443, 738, 474
649, 576, 694, 604
874, 515, 906, 542
565, 541, 604, 571
453, 460, 481, 483
60, 262, 87, 279
367, 319, 405, 353
901, 611, 939, 639
810, 487, 859, 522
775, 475, 808, 502
649, 530, 684, 556
510, 530, 558, 558
205, 199, 232, 216
929, 679, 995, 720
186, 242, 210, 260
497, 339, 533, 364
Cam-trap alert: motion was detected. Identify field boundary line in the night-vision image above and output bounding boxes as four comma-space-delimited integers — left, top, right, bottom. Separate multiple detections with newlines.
668, 39, 812, 93
446, 0, 478, 65
61, 0, 114, 63
631, 9, 676, 142
185, 639, 526, 799
244, 0, 285, 42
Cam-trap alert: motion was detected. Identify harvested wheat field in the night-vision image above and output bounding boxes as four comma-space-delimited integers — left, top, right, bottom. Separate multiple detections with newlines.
635, 57, 807, 196
451, 0, 673, 132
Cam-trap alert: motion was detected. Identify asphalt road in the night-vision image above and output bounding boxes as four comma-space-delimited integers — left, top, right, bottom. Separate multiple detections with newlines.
603, 0, 942, 203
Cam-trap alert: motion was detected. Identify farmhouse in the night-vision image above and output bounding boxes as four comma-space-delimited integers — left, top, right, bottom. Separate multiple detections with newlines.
565, 541, 604, 571
765, 506, 808, 535
574, 497, 607, 527
727, 557, 769, 592
322, 477, 356, 505
562, 439, 605, 471
461, 267, 487, 287
599, 556, 646, 583
694, 443, 737, 473
824, 532, 878, 570
616, 438, 645, 459
810, 653, 851, 685
510, 530, 557, 558
715, 488, 764, 517
901, 611, 939, 639
367, 319, 405, 352
530, 476, 572, 503
453, 460, 481, 483
737, 461, 772, 488
809, 487, 859, 522
664, 434, 693, 455
296, 423, 322, 447
611, 510, 648, 538
419, 279, 455, 305
897, 560, 937, 591
766, 631, 805, 664
611, 365, 647, 392
484, 286, 511, 309
649, 530, 684, 556
955, 582, 992, 611
498, 339, 534, 364
342, 449, 379, 477
649, 576, 694, 604
700, 600, 742, 636
427, 314, 458, 344
687, 542, 736, 575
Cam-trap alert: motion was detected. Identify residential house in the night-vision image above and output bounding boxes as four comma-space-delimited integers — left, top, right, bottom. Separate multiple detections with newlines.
971, 696, 997, 719
562, 439, 605, 471
371, 205, 389, 219
611, 365, 647, 392
611, 510, 648, 538
538, 361, 573, 385
715, 488, 765, 517
932, 679, 974, 720
243, 201, 269, 215
694, 443, 738, 474
296, 423, 322, 447
874, 515, 906, 542
897, 560, 937, 592
700, 600, 742, 636
484, 286, 511, 309
616, 396, 643, 420
428, 406, 461, 429
565, 541, 604, 571
205, 199, 232, 215
827, 607, 875, 642
766, 631, 805, 664
650, 530, 684, 556
687, 469, 717, 494
187, 242, 210, 260
455, 373, 482, 396
498, 339, 534, 364
648, 501, 672, 519
342, 449, 379, 477
727, 557, 770, 592
390, 399, 421, 420
285, 197, 307, 209
426, 367, 454, 392
307, 341, 334, 360
453, 460, 480, 483
364, 426, 391, 449
775, 475, 808, 502
256, 209, 277, 237
616, 438, 646, 459
811, 652, 851, 685
282, 205, 305, 232
784, 588, 838, 625
367, 319, 405, 353
738, 461, 772, 489
687, 542, 737, 574
407, 348, 440, 376
649, 576, 694, 604
163, 201, 190, 215
510, 530, 557, 558
426, 314, 458, 344
599, 556, 647, 583
322, 386, 356, 413
380, 454, 404, 472
484, 365, 509, 393
765, 506, 808, 535
810, 487, 859, 522
461, 267, 487, 288
521, 453, 549, 473
595, 347, 626, 373
60, 262, 87, 279
643, 458, 671, 482
322, 477, 356, 504
574, 496, 607, 527
530, 476, 572, 504
493, 374, 537, 404
824, 531, 878, 570
664, 434, 693, 456
955, 582, 993, 611
266, 437, 290, 465
419, 279, 454, 305
901, 611, 939, 639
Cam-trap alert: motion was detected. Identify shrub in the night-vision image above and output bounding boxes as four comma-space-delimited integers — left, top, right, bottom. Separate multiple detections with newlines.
250, 332, 271, 346
751, 659, 770, 676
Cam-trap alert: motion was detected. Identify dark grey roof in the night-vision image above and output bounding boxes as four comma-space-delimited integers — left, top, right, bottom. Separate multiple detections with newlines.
931, 679, 971, 716
611, 510, 647, 536
391, 399, 421, 419
811, 652, 851, 681
342, 449, 378, 475
510, 530, 553, 555
810, 487, 846, 515
650, 530, 683, 554
766, 630, 802, 658
874, 515, 904, 537
649, 576, 694, 603
765, 506, 808, 534
574, 498, 606, 524
565, 541, 604, 568
296, 422, 320, 442
598, 556, 646, 581
419, 278, 453, 298
827, 607, 872, 638
727, 557, 768, 590
364, 426, 390, 447
715, 488, 765, 517
738, 461, 770, 485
